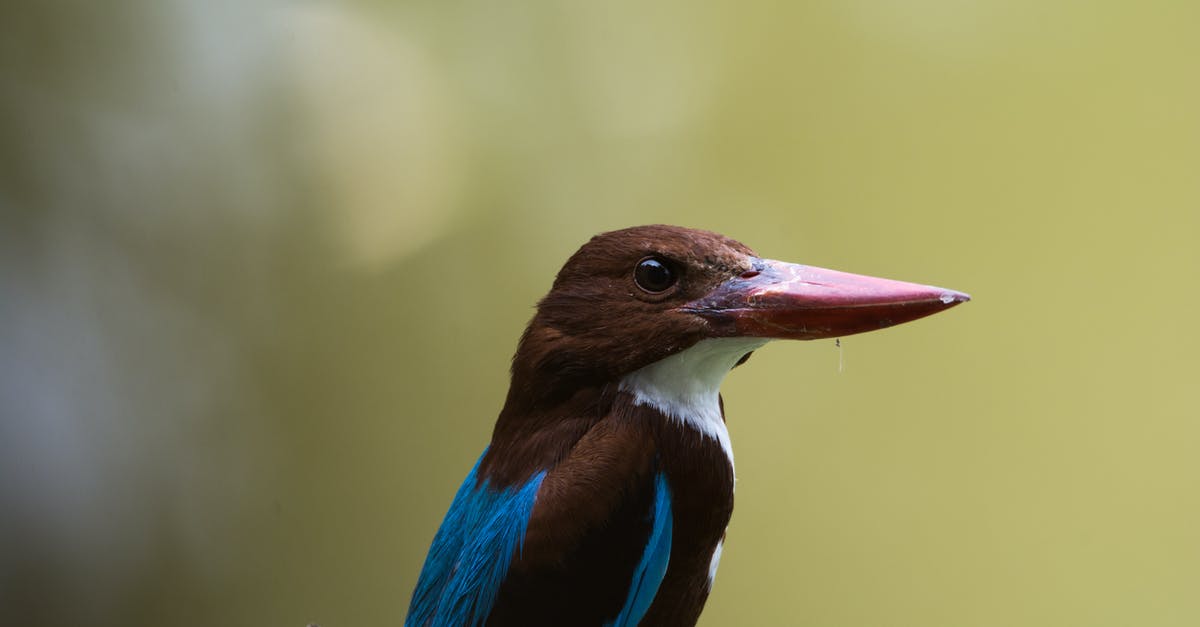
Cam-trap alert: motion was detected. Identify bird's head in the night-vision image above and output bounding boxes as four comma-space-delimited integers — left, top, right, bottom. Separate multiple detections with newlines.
506, 225, 968, 408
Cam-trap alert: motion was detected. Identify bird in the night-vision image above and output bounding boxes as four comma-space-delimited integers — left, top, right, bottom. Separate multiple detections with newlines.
404, 225, 969, 627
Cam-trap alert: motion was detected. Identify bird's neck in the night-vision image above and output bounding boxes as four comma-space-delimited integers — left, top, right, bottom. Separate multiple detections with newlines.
485, 378, 613, 487
484, 337, 765, 487
618, 337, 767, 471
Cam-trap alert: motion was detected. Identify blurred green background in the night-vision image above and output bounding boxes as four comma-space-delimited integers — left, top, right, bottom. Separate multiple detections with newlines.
2, 1, 1198, 626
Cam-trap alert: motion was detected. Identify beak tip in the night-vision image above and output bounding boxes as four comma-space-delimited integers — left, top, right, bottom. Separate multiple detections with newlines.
939, 289, 971, 305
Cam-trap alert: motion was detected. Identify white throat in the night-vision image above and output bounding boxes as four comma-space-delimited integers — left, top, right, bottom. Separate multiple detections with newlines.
618, 337, 768, 471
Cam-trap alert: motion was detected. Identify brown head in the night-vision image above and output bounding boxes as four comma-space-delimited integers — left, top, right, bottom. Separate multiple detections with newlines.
504, 224, 968, 410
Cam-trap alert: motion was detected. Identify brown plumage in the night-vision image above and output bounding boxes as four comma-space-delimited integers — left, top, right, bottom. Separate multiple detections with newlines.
408, 225, 968, 627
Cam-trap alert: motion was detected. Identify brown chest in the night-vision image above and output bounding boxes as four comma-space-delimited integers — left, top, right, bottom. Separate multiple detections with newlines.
641, 405, 736, 625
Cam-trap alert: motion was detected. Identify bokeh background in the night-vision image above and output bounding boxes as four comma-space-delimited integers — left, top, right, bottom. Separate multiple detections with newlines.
2, 1, 1198, 626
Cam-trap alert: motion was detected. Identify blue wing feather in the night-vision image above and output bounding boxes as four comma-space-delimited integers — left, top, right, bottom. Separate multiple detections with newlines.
607, 472, 673, 627
405, 451, 546, 627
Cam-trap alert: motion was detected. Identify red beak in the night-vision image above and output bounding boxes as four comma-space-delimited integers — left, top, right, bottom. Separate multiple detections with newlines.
683, 258, 970, 340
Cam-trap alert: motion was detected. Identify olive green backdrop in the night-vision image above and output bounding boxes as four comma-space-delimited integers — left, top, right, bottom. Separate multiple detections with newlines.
2, 1, 1197, 626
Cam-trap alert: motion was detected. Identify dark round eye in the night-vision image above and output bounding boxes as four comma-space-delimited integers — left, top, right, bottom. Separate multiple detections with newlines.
634, 256, 677, 293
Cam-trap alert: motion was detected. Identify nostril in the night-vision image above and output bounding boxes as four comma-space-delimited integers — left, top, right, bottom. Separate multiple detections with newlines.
739, 270, 760, 279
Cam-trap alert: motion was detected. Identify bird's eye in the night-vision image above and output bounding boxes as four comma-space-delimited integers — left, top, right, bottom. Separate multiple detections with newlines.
634, 256, 677, 293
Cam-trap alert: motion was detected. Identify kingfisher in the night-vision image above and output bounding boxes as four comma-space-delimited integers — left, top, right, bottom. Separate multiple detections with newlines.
405, 225, 968, 626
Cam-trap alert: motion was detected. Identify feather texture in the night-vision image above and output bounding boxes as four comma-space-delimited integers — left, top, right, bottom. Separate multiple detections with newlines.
607, 472, 673, 627
406, 452, 546, 627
